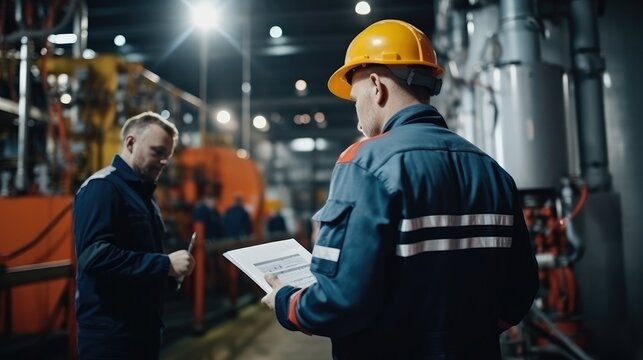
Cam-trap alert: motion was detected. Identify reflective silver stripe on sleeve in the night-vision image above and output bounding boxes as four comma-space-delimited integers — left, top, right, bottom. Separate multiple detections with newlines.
399, 214, 513, 232
396, 237, 512, 257
312, 244, 341, 262
77, 165, 117, 192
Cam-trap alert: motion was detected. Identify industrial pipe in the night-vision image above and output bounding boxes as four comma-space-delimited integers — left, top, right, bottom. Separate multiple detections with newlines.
193, 222, 205, 332
15, 35, 32, 193
498, 0, 541, 65
72, 1, 88, 58
569, 0, 611, 191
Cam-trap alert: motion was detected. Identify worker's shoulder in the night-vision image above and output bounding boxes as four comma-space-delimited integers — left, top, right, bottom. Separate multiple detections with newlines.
337, 132, 394, 164
76, 165, 118, 194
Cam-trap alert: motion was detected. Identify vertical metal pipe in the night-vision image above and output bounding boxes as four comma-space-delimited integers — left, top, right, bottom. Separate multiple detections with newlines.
198, 33, 208, 145
569, 0, 611, 191
498, 0, 540, 64
449, 10, 468, 60
241, 0, 251, 154
72, 0, 88, 58
15, 36, 32, 193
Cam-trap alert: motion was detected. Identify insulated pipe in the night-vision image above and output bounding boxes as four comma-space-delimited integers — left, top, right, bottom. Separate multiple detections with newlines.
15, 36, 32, 193
433, 0, 452, 53
72, 0, 88, 58
569, 0, 611, 191
449, 10, 468, 60
498, 0, 540, 65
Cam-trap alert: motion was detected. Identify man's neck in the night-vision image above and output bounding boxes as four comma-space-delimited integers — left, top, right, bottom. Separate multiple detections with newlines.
380, 97, 423, 132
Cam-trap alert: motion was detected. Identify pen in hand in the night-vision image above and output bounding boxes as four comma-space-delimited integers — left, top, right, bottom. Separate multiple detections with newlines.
176, 232, 196, 291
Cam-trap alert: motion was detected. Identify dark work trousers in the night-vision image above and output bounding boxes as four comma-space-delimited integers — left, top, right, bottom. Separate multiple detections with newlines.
78, 327, 163, 360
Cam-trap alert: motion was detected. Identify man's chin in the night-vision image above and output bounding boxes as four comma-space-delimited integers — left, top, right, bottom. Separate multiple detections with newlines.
141, 171, 162, 182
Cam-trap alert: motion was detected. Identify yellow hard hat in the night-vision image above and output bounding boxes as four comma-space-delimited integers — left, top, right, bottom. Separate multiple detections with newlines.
328, 19, 444, 100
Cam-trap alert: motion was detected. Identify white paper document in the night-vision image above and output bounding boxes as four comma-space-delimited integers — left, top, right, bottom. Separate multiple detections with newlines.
222, 238, 317, 293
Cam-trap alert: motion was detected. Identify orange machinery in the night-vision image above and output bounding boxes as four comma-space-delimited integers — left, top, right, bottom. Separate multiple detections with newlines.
0, 195, 76, 359
166, 147, 265, 242
503, 179, 591, 358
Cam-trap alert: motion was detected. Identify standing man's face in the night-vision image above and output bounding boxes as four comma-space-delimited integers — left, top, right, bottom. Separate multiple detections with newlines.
130, 124, 174, 182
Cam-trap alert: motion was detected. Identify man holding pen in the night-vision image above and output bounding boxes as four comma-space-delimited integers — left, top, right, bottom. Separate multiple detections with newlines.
73, 112, 195, 359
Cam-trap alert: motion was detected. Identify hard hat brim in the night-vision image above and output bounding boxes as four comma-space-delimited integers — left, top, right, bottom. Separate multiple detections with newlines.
328, 61, 445, 101
327, 63, 355, 101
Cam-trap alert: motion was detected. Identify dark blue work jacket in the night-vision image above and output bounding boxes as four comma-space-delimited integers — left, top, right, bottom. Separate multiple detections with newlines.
275, 104, 539, 359
73, 155, 170, 339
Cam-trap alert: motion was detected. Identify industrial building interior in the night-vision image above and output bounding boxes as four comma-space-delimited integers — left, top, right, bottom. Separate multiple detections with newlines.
0, 0, 642, 359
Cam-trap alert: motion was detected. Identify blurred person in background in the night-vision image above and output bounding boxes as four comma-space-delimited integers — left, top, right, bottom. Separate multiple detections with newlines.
266, 208, 288, 239
223, 195, 252, 239
193, 183, 224, 241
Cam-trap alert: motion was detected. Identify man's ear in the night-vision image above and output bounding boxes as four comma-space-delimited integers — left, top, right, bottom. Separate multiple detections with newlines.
370, 73, 387, 106
125, 135, 136, 153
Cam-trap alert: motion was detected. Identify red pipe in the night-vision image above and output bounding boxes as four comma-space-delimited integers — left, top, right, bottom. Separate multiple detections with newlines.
193, 222, 205, 330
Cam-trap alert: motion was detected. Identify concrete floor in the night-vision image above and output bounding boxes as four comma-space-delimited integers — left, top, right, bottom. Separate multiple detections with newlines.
161, 302, 331, 360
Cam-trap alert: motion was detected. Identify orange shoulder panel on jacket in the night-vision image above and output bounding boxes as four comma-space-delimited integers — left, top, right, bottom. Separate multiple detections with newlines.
337, 141, 365, 164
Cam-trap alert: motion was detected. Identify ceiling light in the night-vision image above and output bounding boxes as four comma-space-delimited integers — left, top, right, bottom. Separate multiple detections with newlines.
315, 138, 329, 151
603, 72, 612, 88
47, 33, 77, 45
314, 112, 325, 123
82, 49, 96, 59
114, 35, 127, 46
269, 26, 283, 39
263, 45, 299, 56
236, 148, 249, 159
290, 138, 315, 152
192, 2, 218, 30
241, 82, 252, 94
60, 94, 72, 104
355, 1, 371, 15
295, 79, 307, 91
253, 115, 267, 129
216, 110, 231, 124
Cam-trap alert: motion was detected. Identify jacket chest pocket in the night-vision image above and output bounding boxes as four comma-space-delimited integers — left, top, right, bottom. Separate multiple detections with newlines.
127, 214, 155, 251
310, 200, 354, 277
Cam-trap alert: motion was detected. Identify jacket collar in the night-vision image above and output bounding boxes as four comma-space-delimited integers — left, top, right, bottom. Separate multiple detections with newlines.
112, 155, 157, 197
382, 103, 448, 134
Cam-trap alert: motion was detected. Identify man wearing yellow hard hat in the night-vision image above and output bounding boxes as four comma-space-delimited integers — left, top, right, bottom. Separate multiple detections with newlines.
263, 19, 538, 359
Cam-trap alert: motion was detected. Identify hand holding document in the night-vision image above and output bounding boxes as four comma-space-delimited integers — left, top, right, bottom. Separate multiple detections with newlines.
223, 238, 317, 293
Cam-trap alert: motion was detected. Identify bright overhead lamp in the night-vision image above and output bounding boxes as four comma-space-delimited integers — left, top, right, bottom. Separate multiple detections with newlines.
192, 2, 219, 30
270, 26, 283, 39
355, 1, 371, 15
47, 33, 77, 44
114, 35, 127, 46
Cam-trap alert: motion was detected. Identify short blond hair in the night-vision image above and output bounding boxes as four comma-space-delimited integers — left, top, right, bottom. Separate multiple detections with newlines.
121, 111, 179, 145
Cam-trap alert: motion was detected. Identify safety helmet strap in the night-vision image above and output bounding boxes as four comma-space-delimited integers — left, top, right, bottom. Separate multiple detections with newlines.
388, 66, 442, 96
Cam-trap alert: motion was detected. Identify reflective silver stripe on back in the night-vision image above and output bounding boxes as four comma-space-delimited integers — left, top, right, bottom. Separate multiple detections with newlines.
312, 244, 341, 262
399, 214, 513, 232
396, 237, 512, 257
77, 165, 116, 193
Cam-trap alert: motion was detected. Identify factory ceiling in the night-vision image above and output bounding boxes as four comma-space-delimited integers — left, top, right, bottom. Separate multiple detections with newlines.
65, 0, 436, 149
